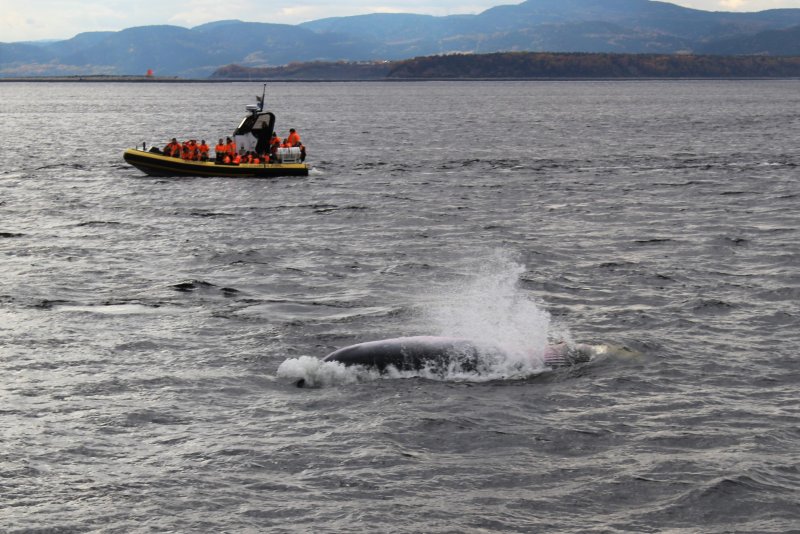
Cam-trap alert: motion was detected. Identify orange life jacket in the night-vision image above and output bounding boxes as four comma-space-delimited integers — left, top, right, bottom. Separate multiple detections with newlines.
232, 154, 241, 165
199, 143, 209, 156
252, 157, 260, 164
287, 132, 301, 146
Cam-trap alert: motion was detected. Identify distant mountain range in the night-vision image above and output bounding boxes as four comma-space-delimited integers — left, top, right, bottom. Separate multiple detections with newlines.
2, 0, 800, 78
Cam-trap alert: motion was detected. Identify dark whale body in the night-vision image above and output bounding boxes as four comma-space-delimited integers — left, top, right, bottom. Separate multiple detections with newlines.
322, 336, 593, 373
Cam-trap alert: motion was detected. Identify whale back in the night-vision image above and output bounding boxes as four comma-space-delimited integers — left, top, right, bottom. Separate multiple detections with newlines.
322, 336, 597, 373
323, 336, 483, 372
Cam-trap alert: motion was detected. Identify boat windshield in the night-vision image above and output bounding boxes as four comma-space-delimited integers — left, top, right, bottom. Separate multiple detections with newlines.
235, 112, 274, 135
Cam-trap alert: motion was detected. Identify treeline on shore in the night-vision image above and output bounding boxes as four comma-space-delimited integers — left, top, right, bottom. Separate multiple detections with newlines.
211, 62, 392, 80
212, 52, 800, 80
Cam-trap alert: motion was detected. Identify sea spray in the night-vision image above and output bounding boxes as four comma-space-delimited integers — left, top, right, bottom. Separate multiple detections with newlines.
276, 355, 381, 387
419, 249, 556, 367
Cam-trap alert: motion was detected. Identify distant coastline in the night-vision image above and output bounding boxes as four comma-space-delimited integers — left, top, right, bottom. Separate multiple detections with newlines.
0, 75, 186, 83
4, 52, 800, 82
210, 53, 800, 81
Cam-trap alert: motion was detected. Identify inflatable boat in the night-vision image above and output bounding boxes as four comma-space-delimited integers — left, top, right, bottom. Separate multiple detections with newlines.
122, 148, 308, 178
123, 86, 309, 178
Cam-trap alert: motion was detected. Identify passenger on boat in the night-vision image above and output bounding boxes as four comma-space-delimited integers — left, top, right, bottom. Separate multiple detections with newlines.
183, 139, 200, 161
286, 128, 301, 147
214, 139, 226, 162
164, 138, 181, 158
270, 133, 282, 150
268, 133, 282, 162
225, 137, 237, 158
242, 152, 262, 164
199, 140, 209, 161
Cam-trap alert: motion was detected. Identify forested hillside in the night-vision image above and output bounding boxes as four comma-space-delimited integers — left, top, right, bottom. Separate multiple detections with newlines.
212, 53, 800, 80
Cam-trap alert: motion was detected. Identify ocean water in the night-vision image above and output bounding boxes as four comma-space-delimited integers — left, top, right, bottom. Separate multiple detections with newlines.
0, 80, 798, 533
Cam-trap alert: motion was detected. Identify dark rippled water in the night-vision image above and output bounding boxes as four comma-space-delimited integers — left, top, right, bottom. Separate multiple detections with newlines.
1, 80, 798, 532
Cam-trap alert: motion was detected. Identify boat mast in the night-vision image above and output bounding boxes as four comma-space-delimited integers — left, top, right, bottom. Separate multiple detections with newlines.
257, 83, 266, 112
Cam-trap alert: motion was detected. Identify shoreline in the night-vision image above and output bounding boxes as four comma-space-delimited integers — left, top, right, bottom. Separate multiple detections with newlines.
2, 76, 800, 83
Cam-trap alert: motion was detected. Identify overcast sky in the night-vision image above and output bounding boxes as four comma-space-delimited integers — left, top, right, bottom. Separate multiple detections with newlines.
2, 0, 800, 42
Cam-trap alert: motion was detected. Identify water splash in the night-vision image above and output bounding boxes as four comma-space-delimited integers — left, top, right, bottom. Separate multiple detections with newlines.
276, 356, 379, 388
274, 355, 462, 387
420, 249, 557, 365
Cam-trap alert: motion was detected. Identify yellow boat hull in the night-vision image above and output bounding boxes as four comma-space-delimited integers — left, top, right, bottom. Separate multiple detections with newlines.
123, 149, 309, 178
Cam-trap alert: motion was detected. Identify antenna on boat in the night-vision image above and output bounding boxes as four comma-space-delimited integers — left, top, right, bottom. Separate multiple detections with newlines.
256, 83, 266, 112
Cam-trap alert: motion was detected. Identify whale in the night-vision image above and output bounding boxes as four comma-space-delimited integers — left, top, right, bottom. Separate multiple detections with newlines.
321, 336, 594, 373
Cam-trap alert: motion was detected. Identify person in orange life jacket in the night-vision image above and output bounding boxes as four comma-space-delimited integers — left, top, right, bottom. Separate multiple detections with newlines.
214, 138, 226, 162
232, 152, 242, 165
268, 133, 282, 162
180, 141, 190, 160
286, 128, 301, 147
270, 132, 282, 151
164, 138, 180, 158
225, 137, 237, 158
198, 140, 209, 161
222, 154, 231, 164
188, 139, 200, 161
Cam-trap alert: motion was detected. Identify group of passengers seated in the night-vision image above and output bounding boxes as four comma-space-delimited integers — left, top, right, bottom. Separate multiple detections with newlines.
213, 137, 239, 164
213, 137, 269, 165
161, 138, 210, 161
158, 128, 305, 165
218, 148, 265, 165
